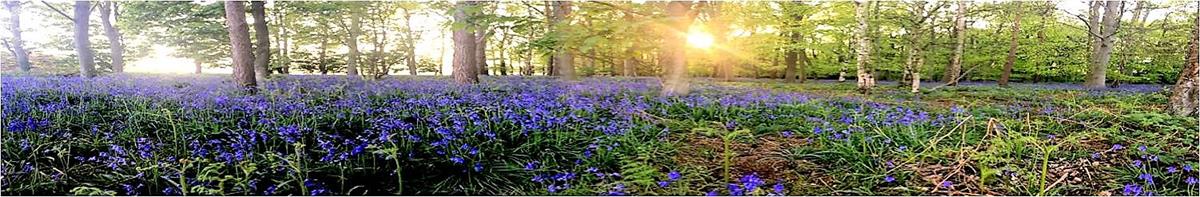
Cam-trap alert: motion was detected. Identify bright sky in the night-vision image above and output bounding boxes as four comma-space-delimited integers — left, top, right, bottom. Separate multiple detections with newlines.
5, 0, 1184, 75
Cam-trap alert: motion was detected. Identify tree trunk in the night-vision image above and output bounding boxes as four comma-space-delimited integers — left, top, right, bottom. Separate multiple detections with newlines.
452, 1, 479, 84
5, 1, 30, 72
346, 6, 361, 78
99, 1, 124, 73
552, 1, 574, 79
942, 0, 967, 86
660, 1, 694, 96
225, 1, 257, 90
999, 1, 1022, 87
712, 3, 733, 81
1083, 1, 1122, 89
318, 36, 328, 75
74, 1, 96, 77
194, 59, 202, 74
475, 27, 489, 76
784, 32, 798, 83
1168, 5, 1199, 116
401, 9, 418, 76
251, 1, 270, 81
798, 49, 810, 83
623, 56, 636, 77
853, 0, 874, 93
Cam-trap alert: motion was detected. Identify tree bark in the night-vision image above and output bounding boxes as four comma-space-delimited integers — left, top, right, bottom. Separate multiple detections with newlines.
5, 1, 30, 72
798, 48, 810, 83
74, 1, 96, 77
402, 8, 418, 76
660, 1, 694, 96
999, 1, 1022, 87
452, 1, 479, 84
552, 1, 574, 79
225, 1, 257, 90
475, 27, 489, 76
942, 0, 967, 86
712, 2, 733, 81
784, 32, 798, 83
1083, 1, 1123, 89
853, 0, 875, 93
346, 5, 362, 78
99, 1, 124, 73
1168, 4, 1199, 116
250, 1, 270, 81
194, 59, 202, 74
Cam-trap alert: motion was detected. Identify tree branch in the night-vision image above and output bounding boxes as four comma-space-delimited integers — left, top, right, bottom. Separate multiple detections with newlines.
40, 1, 73, 22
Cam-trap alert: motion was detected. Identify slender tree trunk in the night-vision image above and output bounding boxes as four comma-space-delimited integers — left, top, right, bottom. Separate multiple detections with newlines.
74, 1, 96, 77
318, 36, 328, 75
194, 59, 202, 74
798, 48, 810, 83
403, 9, 418, 76
999, 1, 1022, 87
99, 1, 124, 73
5, 1, 30, 72
225, 1, 257, 90
784, 32, 798, 83
1168, 5, 1199, 116
475, 27, 489, 76
1084, 1, 1122, 88
660, 1, 694, 96
942, 0, 967, 86
250, 1, 270, 81
452, 1, 479, 84
622, 55, 636, 77
346, 6, 362, 78
552, 1, 574, 79
853, 0, 874, 93
712, 2, 732, 81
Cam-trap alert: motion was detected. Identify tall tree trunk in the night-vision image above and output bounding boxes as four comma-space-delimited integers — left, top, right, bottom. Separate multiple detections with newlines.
798, 48, 810, 83
194, 59, 202, 74
318, 36, 328, 75
402, 9, 418, 76
250, 1, 270, 81
475, 27, 489, 76
853, 0, 874, 93
784, 32, 798, 83
99, 1, 124, 73
346, 6, 362, 78
552, 1, 574, 79
452, 1, 479, 84
74, 1, 96, 77
622, 56, 636, 77
1084, 1, 1122, 89
225, 1, 257, 90
999, 1, 1022, 87
942, 0, 967, 86
712, 2, 732, 81
5, 1, 30, 72
1168, 5, 1199, 116
660, 1, 694, 96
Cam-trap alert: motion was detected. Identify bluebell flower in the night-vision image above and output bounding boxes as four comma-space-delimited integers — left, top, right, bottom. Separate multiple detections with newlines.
658, 181, 670, 188
1138, 173, 1154, 185
772, 182, 785, 195
1122, 183, 1142, 196
1138, 145, 1147, 152
884, 175, 895, 183
524, 162, 538, 171
1185, 165, 1194, 172
1167, 166, 1178, 173
706, 190, 719, 196
940, 181, 953, 188
1186, 177, 1197, 185
668, 171, 681, 181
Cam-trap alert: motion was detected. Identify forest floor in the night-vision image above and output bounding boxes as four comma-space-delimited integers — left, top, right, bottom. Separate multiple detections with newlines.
1, 74, 1196, 196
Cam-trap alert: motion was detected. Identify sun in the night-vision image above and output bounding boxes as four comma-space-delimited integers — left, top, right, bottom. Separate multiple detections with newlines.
686, 31, 715, 49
